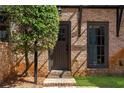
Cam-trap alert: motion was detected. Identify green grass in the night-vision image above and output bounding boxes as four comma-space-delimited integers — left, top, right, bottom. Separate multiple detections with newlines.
74, 76, 124, 88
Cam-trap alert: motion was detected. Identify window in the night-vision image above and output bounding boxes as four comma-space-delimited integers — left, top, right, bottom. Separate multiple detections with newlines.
87, 22, 108, 68
58, 27, 65, 41
0, 15, 9, 42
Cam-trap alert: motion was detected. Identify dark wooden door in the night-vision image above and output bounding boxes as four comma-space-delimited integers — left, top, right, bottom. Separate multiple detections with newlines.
51, 21, 71, 70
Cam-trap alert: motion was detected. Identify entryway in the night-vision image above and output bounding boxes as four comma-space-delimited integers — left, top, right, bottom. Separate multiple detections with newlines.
49, 21, 71, 70
43, 21, 76, 87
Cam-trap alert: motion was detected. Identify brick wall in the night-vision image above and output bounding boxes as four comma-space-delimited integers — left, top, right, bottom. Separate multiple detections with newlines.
0, 42, 14, 83
11, 8, 124, 77
15, 50, 48, 77
60, 8, 124, 76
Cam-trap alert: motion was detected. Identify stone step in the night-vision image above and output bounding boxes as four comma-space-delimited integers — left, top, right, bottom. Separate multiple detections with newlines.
47, 70, 72, 78
43, 78, 76, 87
43, 70, 76, 87
47, 75, 72, 78
49, 70, 72, 74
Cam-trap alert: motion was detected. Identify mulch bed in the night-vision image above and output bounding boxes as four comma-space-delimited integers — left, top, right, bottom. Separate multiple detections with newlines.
0, 77, 45, 88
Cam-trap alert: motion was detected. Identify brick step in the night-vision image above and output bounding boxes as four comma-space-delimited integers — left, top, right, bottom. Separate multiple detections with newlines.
47, 70, 72, 78
43, 78, 76, 87
49, 70, 72, 74
43, 83, 76, 87
47, 75, 72, 78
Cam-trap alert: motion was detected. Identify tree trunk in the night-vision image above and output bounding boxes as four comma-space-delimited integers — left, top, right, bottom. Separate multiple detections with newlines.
23, 25, 29, 76
34, 40, 38, 84
24, 40, 29, 76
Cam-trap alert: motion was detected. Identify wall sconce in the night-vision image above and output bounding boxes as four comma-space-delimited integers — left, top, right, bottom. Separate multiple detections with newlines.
58, 6, 62, 16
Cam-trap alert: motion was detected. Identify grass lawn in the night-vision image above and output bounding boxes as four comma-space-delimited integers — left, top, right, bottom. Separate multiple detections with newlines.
74, 76, 124, 88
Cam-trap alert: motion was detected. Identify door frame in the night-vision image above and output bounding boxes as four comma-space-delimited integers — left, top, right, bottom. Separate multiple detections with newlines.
87, 21, 109, 68
48, 21, 71, 71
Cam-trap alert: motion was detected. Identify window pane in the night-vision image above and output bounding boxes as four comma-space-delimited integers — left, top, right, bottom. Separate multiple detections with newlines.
97, 46, 101, 55
101, 36, 104, 45
100, 26, 105, 35
89, 29, 96, 45
0, 25, 6, 30
0, 31, 8, 41
0, 15, 4, 22
93, 60, 97, 65
101, 56, 104, 64
97, 56, 105, 64
101, 46, 104, 55
0, 15, 8, 42
97, 56, 101, 64
97, 36, 101, 45
96, 28, 101, 35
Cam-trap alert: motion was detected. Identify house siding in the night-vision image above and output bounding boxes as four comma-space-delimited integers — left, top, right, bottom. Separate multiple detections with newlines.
8, 8, 124, 77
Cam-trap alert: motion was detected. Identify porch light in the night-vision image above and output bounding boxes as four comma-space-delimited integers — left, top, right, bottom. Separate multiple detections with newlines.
58, 6, 62, 16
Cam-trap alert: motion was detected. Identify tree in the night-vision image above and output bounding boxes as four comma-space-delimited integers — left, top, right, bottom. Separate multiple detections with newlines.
3, 6, 59, 78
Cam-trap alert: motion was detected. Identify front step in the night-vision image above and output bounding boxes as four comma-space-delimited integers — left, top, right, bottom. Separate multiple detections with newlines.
47, 70, 73, 78
43, 70, 76, 87
43, 78, 76, 87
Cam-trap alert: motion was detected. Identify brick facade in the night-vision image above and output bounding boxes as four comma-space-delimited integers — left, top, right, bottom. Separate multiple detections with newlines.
60, 8, 124, 76
6, 8, 124, 78
0, 42, 14, 83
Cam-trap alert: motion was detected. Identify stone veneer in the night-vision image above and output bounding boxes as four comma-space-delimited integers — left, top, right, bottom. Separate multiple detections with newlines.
16, 8, 124, 77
